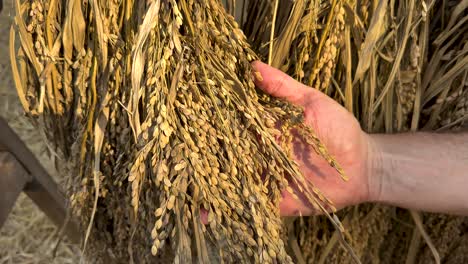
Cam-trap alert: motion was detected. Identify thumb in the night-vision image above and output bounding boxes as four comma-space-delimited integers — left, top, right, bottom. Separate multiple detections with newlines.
252, 61, 318, 107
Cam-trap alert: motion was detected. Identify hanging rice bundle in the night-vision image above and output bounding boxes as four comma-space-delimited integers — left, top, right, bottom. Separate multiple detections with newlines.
10, 0, 468, 263
10, 0, 350, 262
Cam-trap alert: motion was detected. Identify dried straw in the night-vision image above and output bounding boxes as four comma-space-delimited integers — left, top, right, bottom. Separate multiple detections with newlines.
10, 0, 348, 262
7, 0, 468, 263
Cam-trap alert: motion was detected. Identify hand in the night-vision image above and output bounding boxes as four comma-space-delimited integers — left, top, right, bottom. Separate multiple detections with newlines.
252, 61, 373, 216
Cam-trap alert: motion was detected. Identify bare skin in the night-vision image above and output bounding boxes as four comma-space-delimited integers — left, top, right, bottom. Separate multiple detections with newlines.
252, 61, 468, 216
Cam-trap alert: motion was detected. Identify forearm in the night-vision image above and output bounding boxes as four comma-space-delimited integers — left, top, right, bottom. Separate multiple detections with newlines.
368, 132, 468, 215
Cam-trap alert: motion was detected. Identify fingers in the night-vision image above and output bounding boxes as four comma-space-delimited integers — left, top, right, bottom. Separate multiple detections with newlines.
200, 208, 208, 225
252, 61, 321, 107
279, 190, 314, 216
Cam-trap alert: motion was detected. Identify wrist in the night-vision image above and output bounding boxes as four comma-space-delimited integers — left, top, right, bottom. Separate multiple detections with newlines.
365, 133, 385, 203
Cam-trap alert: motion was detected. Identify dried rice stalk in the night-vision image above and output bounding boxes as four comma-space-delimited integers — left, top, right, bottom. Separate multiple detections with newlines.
11, 0, 349, 262
10, 0, 468, 263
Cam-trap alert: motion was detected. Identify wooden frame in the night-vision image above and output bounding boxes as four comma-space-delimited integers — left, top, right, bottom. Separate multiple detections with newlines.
0, 117, 80, 244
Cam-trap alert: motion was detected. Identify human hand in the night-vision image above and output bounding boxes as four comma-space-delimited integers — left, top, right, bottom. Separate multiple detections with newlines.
252, 61, 373, 216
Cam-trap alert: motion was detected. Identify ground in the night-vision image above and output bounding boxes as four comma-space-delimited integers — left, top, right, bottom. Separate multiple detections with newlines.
0, 2, 79, 263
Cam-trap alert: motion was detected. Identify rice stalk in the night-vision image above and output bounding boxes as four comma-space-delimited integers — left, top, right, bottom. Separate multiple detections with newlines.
11, 0, 349, 262
9, 0, 468, 263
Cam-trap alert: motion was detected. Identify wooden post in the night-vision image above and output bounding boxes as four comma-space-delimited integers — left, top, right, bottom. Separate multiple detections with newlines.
0, 117, 81, 244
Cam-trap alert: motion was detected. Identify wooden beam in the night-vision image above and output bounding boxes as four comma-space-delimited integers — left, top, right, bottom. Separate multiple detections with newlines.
0, 152, 30, 227
0, 117, 81, 244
